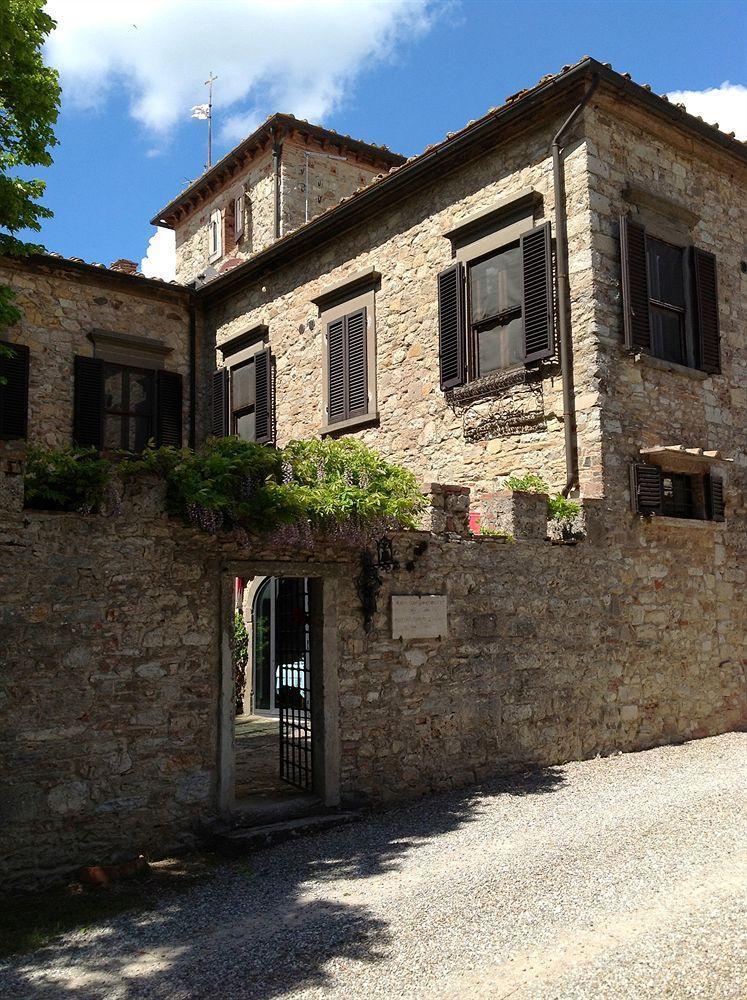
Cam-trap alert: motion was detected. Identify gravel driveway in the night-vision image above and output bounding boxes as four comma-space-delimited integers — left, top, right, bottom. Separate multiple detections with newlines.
2, 733, 745, 999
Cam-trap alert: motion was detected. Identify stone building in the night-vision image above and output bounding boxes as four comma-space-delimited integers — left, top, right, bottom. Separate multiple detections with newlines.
0, 57, 745, 886
150, 114, 403, 285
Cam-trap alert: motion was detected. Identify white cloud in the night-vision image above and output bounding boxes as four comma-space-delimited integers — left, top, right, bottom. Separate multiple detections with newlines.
666, 82, 747, 140
140, 227, 175, 281
45, 0, 433, 138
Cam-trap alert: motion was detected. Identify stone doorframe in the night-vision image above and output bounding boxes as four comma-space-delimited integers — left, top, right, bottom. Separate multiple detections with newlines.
218, 559, 343, 816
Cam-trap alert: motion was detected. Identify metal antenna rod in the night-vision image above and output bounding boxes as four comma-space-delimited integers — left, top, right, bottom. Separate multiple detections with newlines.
205, 72, 218, 167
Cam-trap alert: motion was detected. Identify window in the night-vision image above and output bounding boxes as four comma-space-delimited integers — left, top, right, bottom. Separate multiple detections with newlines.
630, 464, 725, 521
102, 363, 154, 452
209, 208, 222, 261
211, 344, 273, 444
73, 356, 182, 451
437, 222, 554, 390
0, 340, 29, 440
661, 471, 695, 519
468, 244, 524, 377
234, 194, 245, 241
312, 271, 379, 433
620, 216, 720, 373
326, 308, 368, 425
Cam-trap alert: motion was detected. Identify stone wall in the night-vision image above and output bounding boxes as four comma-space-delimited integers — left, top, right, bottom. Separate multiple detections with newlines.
206, 108, 602, 497
280, 137, 383, 235
1, 457, 743, 886
0, 258, 194, 449
335, 492, 746, 803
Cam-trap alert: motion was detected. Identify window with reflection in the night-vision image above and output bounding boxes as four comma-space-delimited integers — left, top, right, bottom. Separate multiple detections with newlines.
468, 243, 524, 376
103, 363, 155, 452
231, 357, 257, 440
646, 237, 687, 365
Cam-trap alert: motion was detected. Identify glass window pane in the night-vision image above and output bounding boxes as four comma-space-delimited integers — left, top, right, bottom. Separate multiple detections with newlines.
132, 415, 153, 453
476, 315, 524, 375
647, 238, 684, 307
235, 409, 256, 441
129, 371, 152, 411
104, 368, 123, 410
232, 361, 255, 412
470, 245, 521, 323
651, 305, 685, 365
104, 414, 122, 450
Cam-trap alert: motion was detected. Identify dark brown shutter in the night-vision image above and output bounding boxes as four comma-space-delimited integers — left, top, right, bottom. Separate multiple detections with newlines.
155, 370, 182, 447
327, 317, 346, 424
705, 473, 725, 521
521, 222, 554, 362
73, 356, 104, 448
254, 347, 274, 444
437, 262, 465, 389
692, 247, 720, 373
0, 340, 30, 440
620, 216, 651, 352
630, 463, 663, 515
346, 307, 368, 417
211, 368, 228, 437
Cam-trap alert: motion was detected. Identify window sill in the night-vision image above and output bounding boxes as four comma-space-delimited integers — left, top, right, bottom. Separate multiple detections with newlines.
320, 411, 379, 437
631, 352, 711, 380
643, 515, 722, 528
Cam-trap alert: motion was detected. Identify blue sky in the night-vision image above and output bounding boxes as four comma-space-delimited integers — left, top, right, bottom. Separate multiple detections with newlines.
20, 0, 747, 277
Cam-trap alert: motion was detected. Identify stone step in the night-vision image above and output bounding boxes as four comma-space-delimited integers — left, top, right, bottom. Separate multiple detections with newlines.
209, 811, 361, 856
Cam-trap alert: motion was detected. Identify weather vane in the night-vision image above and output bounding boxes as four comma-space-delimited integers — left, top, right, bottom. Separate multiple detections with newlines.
191, 72, 218, 170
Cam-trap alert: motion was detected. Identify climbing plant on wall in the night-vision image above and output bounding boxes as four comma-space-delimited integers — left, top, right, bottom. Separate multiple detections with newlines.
23, 437, 426, 541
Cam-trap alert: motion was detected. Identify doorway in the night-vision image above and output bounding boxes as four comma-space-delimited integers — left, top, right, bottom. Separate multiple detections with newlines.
220, 565, 341, 818
233, 576, 315, 805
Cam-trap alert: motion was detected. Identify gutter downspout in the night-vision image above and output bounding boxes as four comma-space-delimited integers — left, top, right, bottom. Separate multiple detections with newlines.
272, 136, 282, 240
187, 288, 197, 449
552, 74, 599, 497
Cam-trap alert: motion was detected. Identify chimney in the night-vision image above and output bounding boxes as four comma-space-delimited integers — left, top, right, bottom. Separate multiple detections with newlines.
110, 259, 138, 274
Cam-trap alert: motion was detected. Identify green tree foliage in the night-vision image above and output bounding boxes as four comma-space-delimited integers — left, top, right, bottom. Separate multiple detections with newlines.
0, 0, 60, 330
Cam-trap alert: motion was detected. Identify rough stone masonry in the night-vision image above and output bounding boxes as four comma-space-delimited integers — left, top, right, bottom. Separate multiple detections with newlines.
0, 457, 743, 887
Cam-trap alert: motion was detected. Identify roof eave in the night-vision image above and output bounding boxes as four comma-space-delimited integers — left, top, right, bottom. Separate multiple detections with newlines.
150, 112, 405, 229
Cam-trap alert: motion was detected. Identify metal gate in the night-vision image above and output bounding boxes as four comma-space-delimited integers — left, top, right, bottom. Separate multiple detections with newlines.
275, 578, 313, 791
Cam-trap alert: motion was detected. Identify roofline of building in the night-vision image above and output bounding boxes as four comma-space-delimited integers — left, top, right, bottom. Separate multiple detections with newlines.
0, 253, 192, 301
150, 113, 405, 229
196, 58, 747, 305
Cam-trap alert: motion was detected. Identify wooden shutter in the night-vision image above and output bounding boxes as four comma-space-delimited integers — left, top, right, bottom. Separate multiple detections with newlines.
346, 308, 368, 418
254, 347, 274, 444
327, 317, 346, 424
156, 370, 183, 447
0, 340, 29, 440
73, 356, 104, 448
234, 194, 244, 240
705, 473, 725, 521
692, 247, 720, 373
630, 463, 663, 515
620, 216, 651, 352
211, 368, 228, 437
520, 222, 554, 362
437, 262, 465, 390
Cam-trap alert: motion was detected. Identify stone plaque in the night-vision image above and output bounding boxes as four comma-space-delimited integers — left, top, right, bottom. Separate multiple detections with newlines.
391, 595, 448, 640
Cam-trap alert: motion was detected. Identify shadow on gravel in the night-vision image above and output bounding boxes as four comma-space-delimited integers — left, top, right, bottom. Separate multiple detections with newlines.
0, 766, 565, 1000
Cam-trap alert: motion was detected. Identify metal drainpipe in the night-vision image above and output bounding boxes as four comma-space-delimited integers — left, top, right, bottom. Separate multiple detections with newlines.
552, 74, 599, 497
272, 137, 282, 239
187, 288, 197, 449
